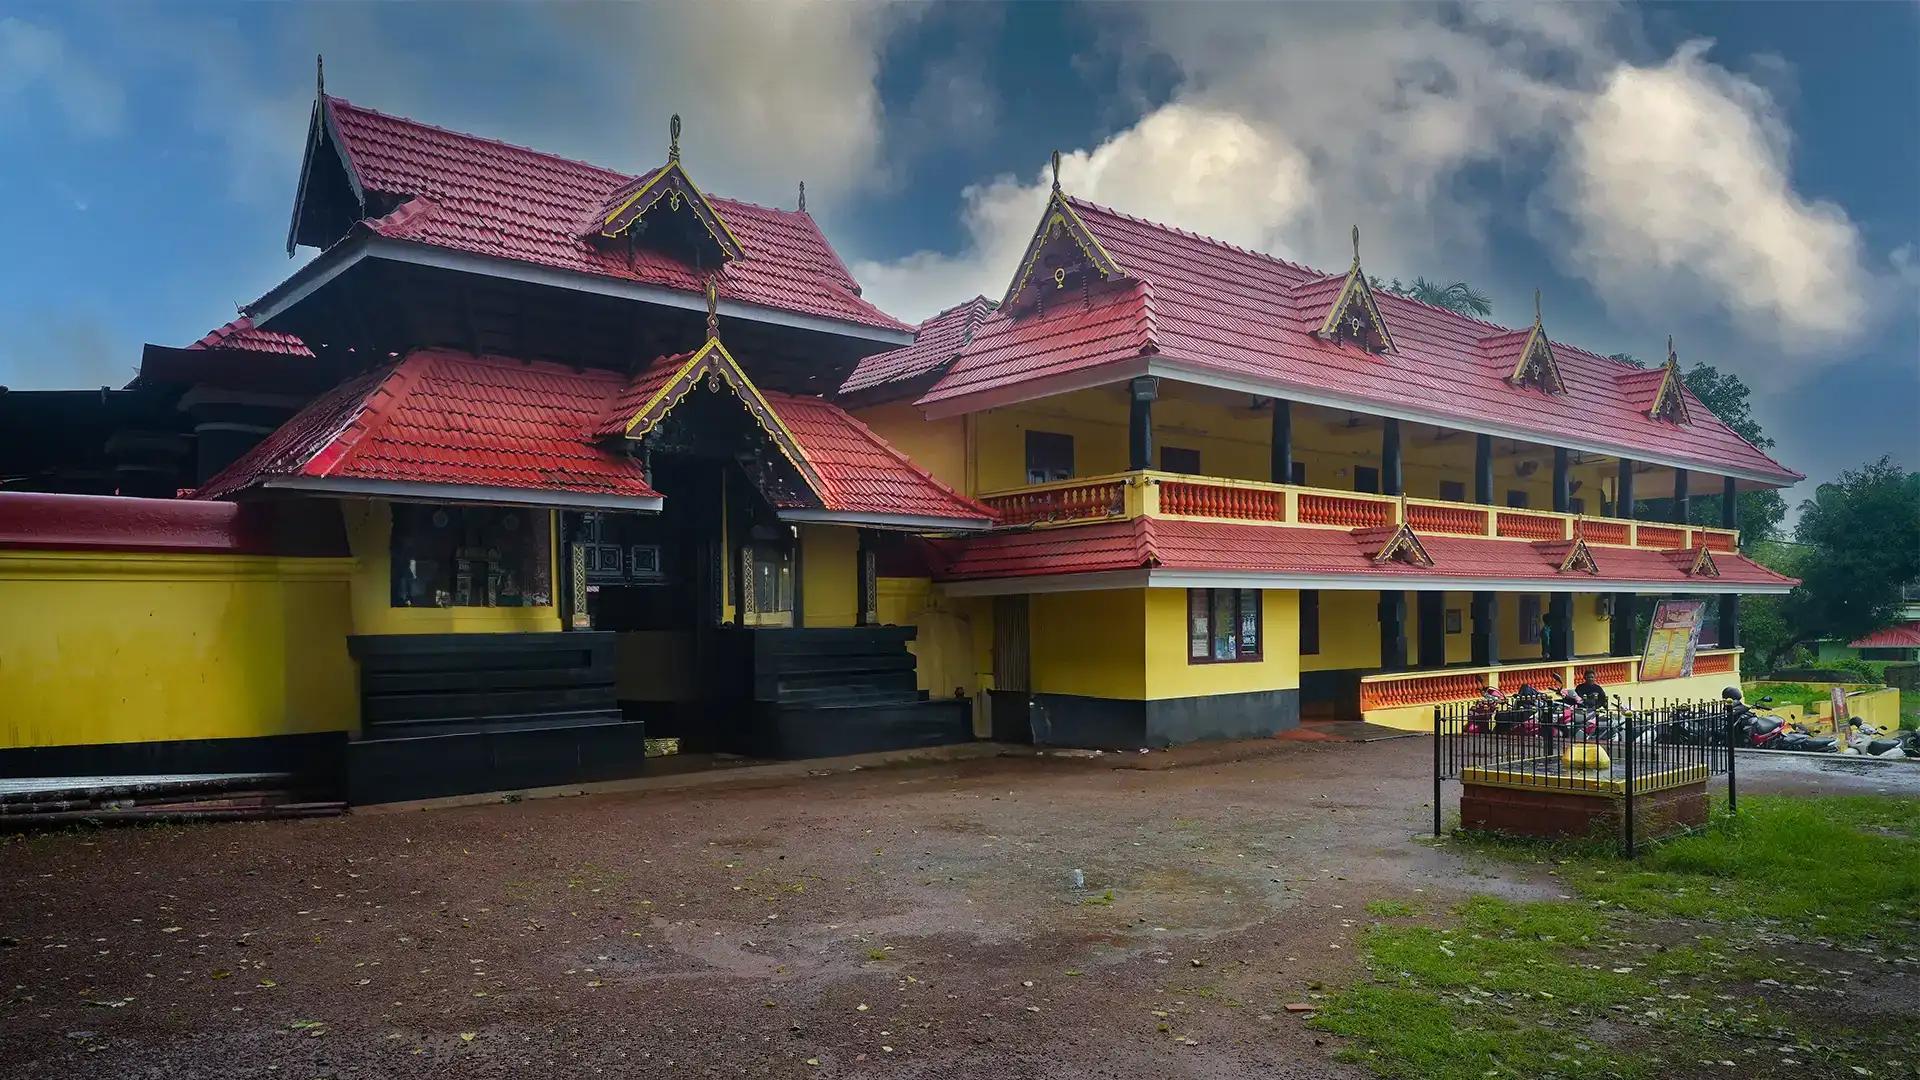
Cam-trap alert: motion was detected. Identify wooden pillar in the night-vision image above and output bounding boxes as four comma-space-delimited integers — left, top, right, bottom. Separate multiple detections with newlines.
1721, 475, 1738, 529
1416, 591, 1447, 669
1718, 594, 1740, 649
1474, 434, 1494, 505
1378, 590, 1409, 674
1671, 467, 1690, 523
1382, 418, 1403, 497
1552, 447, 1570, 513
1617, 458, 1636, 519
1547, 593, 1573, 661
1470, 591, 1499, 668
1611, 594, 1638, 658
1128, 376, 1158, 472
856, 531, 878, 627
1269, 399, 1293, 484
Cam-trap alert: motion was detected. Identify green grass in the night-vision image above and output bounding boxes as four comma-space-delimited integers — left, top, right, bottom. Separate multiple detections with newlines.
1744, 681, 1853, 710
1363, 899, 1419, 918
1315, 795, 1920, 1080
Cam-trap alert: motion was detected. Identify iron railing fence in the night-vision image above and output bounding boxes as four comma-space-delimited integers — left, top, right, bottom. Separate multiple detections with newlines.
1433, 696, 1737, 857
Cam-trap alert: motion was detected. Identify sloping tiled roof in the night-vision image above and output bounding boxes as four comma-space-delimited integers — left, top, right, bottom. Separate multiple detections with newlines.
190, 317, 314, 357
1849, 622, 1920, 649
762, 392, 995, 525
919, 196, 1800, 485
318, 98, 908, 334
936, 517, 1797, 589
194, 349, 659, 504
839, 295, 996, 397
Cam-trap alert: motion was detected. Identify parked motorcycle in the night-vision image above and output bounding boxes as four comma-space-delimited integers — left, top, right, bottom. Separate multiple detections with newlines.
1849, 720, 1920, 760
1730, 694, 1837, 753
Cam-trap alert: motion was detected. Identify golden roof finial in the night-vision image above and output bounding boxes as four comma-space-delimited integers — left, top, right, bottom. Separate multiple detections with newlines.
1666, 334, 1678, 367
705, 278, 719, 340
669, 114, 682, 163
797, 180, 807, 214
1050, 149, 1062, 192
1350, 224, 1361, 267
316, 54, 325, 96
1533, 288, 1542, 325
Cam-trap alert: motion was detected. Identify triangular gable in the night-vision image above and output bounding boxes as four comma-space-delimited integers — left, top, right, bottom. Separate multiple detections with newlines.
610, 337, 825, 495
1367, 522, 1435, 568
587, 115, 746, 262
1648, 337, 1692, 425
1508, 291, 1567, 395
1002, 158, 1125, 312
1557, 537, 1600, 575
1313, 226, 1395, 354
1687, 545, 1720, 578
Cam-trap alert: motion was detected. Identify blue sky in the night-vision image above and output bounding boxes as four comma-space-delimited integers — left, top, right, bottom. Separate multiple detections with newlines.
1, 1, 1913, 502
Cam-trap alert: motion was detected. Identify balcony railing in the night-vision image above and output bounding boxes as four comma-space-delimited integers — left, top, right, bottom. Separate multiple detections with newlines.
1356, 648, 1742, 712
978, 470, 1741, 552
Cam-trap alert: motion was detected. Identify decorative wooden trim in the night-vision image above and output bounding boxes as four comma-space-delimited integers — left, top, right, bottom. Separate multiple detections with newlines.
616, 338, 826, 495
1649, 338, 1692, 425
1371, 522, 1436, 568
1001, 189, 1125, 310
590, 116, 746, 260
1508, 290, 1567, 395
1557, 537, 1600, 575
1313, 226, 1395, 353
1687, 545, 1721, 578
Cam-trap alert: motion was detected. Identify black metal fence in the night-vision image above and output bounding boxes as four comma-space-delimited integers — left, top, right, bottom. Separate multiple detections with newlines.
1433, 696, 1737, 857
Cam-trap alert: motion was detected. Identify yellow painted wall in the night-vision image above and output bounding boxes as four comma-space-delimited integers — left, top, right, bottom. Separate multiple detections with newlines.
799, 524, 859, 628
854, 402, 970, 494
342, 500, 561, 635
1143, 588, 1300, 698
0, 551, 358, 748
1029, 589, 1148, 699
1302, 589, 1389, 672
875, 577, 987, 698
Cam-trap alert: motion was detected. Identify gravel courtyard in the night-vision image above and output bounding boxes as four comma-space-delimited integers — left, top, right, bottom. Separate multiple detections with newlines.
2, 739, 1913, 1079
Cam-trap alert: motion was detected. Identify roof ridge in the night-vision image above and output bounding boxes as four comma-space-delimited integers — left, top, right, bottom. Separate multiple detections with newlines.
329, 96, 632, 184
313, 355, 437, 478
922, 294, 998, 327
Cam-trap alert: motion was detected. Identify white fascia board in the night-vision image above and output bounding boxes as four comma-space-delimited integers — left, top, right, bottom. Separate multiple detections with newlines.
916, 357, 1148, 420
777, 509, 994, 532
248, 238, 374, 326
937, 570, 1151, 597
938, 568, 1787, 596
262, 476, 664, 513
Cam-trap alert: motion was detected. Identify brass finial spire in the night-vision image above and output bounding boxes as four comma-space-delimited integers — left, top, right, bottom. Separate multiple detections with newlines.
797, 180, 807, 213
316, 54, 325, 96
669, 114, 682, 163
1050, 149, 1061, 192
705, 278, 719, 341
1350, 224, 1361, 267
1666, 334, 1677, 366
1533, 288, 1542, 324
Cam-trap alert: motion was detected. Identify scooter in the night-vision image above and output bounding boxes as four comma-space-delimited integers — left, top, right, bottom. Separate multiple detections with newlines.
1850, 720, 1920, 759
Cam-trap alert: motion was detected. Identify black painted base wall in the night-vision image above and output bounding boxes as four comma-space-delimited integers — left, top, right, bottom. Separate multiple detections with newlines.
0, 732, 347, 785
1028, 688, 1300, 750
733, 699, 972, 760
346, 720, 648, 805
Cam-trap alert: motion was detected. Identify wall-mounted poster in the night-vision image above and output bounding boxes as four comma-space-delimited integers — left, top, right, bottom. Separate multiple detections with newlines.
1640, 599, 1707, 682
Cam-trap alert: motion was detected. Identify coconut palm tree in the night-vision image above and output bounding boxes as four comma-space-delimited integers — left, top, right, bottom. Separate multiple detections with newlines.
1396, 277, 1493, 317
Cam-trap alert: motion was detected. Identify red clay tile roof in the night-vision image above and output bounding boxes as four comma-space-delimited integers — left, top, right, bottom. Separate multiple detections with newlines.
919, 196, 1800, 485
763, 392, 994, 525
320, 98, 908, 334
190, 317, 314, 357
839, 296, 996, 398
194, 349, 659, 504
1849, 622, 1920, 649
936, 517, 1797, 589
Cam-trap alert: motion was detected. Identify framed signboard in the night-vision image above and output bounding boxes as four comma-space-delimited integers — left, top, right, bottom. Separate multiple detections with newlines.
1640, 599, 1707, 683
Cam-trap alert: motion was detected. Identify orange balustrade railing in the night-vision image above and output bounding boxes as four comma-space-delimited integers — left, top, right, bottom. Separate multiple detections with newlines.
1359, 671, 1491, 711
981, 481, 1127, 526
1584, 661, 1635, 685
1693, 652, 1737, 676
1406, 502, 1489, 537
1297, 492, 1393, 529
1580, 520, 1630, 545
1636, 524, 1684, 549
1161, 481, 1286, 523
1496, 510, 1567, 541
1498, 663, 1569, 690
1698, 530, 1737, 553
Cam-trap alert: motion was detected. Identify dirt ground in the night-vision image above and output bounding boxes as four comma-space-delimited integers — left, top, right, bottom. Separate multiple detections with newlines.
1, 739, 1912, 1080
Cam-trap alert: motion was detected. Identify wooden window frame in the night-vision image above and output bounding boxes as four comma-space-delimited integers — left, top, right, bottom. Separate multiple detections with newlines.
1438, 480, 1466, 502
1024, 430, 1074, 484
1187, 588, 1264, 665
1353, 466, 1380, 494
1160, 446, 1202, 475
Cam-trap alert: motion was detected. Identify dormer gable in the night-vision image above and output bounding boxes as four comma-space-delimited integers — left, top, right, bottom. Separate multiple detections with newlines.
585, 115, 746, 267
1002, 153, 1125, 314
1556, 536, 1600, 575
1362, 521, 1435, 568
1313, 226, 1395, 354
1507, 290, 1568, 395
1648, 337, 1692, 425
1686, 545, 1720, 578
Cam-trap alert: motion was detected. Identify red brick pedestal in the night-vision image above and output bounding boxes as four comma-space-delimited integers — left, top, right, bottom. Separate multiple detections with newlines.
1461, 780, 1708, 845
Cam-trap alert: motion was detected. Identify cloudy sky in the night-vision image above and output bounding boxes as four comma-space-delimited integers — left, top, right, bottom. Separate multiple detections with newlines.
0, 1, 1913, 499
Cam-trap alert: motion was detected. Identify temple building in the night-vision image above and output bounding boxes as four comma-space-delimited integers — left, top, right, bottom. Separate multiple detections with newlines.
0, 80, 1800, 802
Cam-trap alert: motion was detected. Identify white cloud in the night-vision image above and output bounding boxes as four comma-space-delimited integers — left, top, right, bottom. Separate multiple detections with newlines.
1546, 41, 1870, 362
0, 16, 124, 137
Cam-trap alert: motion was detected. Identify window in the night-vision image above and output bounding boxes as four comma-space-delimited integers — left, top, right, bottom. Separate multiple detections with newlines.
1354, 466, 1380, 494
1300, 589, 1320, 655
741, 542, 794, 627
1445, 609, 1463, 634
1188, 588, 1263, 663
1289, 461, 1307, 486
1439, 480, 1466, 502
1506, 489, 1530, 508
1160, 446, 1202, 474
1568, 497, 1587, 515
1025, 430, 1074, 484
1518, 595, 1543, 645
390, 504, 552, 608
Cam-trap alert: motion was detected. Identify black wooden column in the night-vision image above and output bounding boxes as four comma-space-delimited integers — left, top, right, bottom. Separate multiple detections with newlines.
1717, 475, 1740, 648
1269, 399, 1293, 484
856, 531, 878, 627
1470, 591, 1499, 668
1378, 590, 1409, 673
1547, 593, 1573, 661
1474, 434, 1494, 505
1382, 418, 1403, 497
1612, 459, 1638, 657
1416, 591, 1447, 668
1671, 467, 1690, 523
1129, 376, 1158, 471
1552, 447, 1570, 513
1720, 475, 1738, 528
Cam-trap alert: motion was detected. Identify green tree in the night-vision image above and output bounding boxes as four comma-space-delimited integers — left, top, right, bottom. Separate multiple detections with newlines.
1784, 457, 1920, 648
1371, 276, 1494, 317
1737, 541, 1807, 673
1615, 356, 1786, 545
